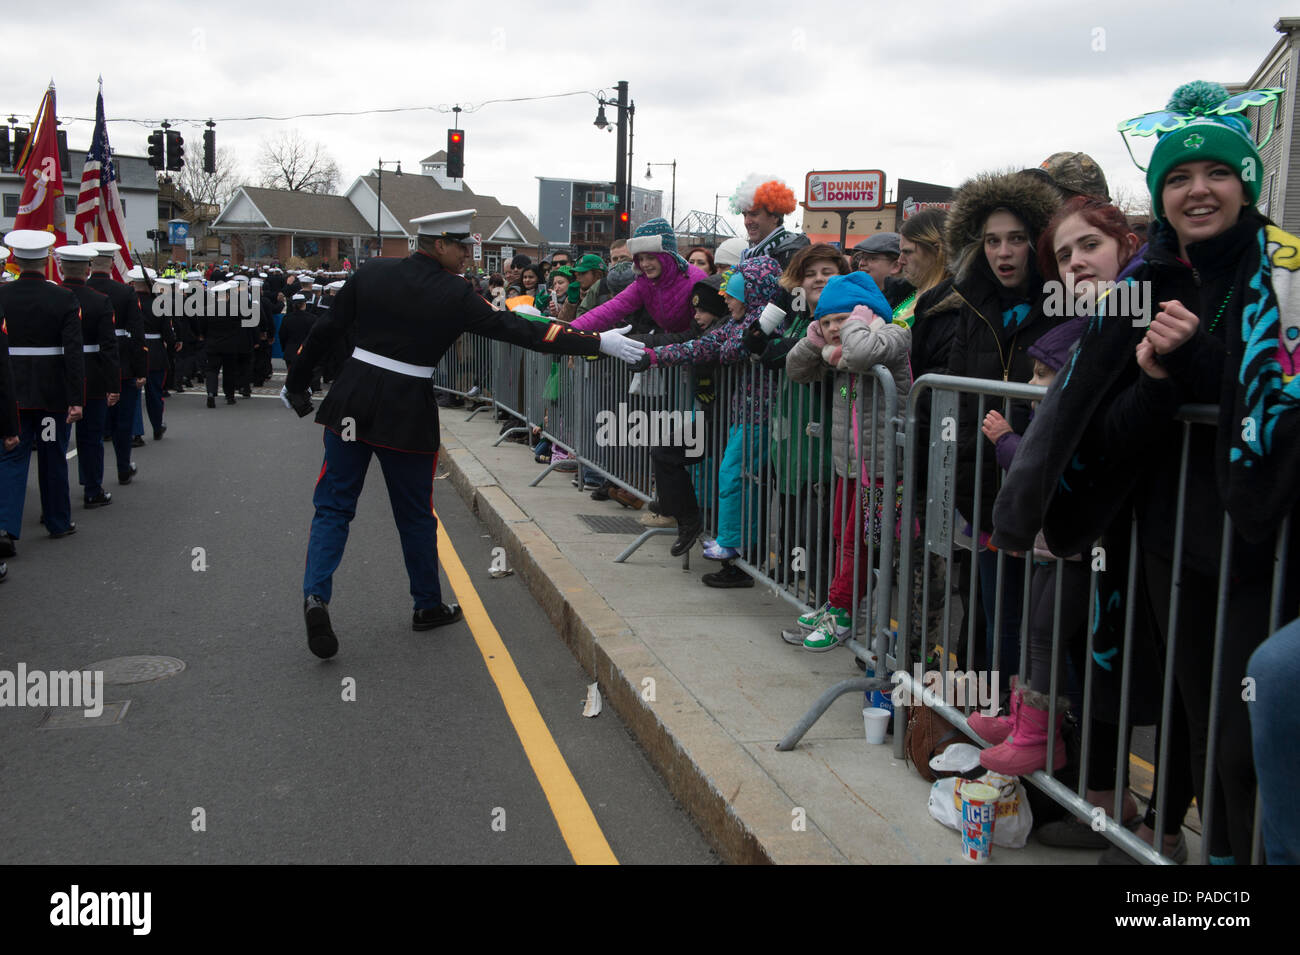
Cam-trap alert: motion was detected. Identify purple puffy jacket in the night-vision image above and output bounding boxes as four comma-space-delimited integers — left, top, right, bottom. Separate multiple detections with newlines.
569, 252, 708, 334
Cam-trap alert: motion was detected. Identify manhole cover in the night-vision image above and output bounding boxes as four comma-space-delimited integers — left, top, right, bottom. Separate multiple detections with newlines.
576, 514, 650, 536
82, 656, 186, 685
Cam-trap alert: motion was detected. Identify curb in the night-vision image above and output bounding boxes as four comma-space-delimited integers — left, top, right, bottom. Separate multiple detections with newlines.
440, 441, 846, 865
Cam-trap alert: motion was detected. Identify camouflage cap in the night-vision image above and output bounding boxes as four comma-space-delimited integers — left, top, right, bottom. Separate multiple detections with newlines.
1025, 151, 1111, 202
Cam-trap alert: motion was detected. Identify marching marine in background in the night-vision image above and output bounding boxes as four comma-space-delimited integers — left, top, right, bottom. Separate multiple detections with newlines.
87, 243, 145, 486
137, 271, 174, 441
57, 245, 120, 508
282, 209, 645, 659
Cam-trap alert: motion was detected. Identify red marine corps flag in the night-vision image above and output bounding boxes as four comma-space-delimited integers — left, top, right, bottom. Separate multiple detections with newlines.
11, 82, 68, 280
74, 80, 134, 281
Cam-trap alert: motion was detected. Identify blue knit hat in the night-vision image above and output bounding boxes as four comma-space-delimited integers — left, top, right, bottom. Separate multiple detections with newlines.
626, 217, 688, 273
813, 271, 892, 321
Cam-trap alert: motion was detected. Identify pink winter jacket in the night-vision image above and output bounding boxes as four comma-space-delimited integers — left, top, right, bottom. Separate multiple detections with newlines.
569, 253, 708, 334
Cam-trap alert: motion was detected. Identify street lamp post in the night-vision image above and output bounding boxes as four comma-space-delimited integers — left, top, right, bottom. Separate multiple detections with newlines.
593, 81, 632, 239
376, 158, 401, 258
712, 193, 729, 249
644, 160, 676, 231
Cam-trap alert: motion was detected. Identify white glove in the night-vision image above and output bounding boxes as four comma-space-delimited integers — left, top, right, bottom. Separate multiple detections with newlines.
279, 385, 292, 410
759, 302, 786, 335
598, 324, 643, 364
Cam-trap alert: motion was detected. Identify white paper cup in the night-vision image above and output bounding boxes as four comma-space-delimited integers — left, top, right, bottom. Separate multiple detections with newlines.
862, 706, 890, 744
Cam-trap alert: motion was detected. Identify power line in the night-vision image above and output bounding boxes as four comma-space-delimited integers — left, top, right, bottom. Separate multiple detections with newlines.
4, 89, 603, 127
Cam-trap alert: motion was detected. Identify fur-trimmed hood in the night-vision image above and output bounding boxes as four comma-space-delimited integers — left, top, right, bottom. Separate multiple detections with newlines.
944, 169, 1061, 285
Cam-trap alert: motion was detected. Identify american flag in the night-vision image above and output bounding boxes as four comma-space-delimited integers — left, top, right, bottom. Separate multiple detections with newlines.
74, 85, 134, 281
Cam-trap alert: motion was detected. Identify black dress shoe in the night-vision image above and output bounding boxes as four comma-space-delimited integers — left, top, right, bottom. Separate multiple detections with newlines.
225, 396, 237, 405
153, 426, 166, 440
412, 603, 464, 631
118, 462, 137, 485
207, 396, 216, 408
671, 518, 702, 557
304, 595, 338, 659
84, 492, 113, 508
241, 387, 252, 398
131, 435, 145, 448
49, 523, 76, 539
0, 531, 15, 558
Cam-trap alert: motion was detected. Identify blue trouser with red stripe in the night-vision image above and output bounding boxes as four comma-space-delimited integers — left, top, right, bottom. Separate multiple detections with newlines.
303, 427, 443, 610
75, 397, 108, 498
0, 410, 72, 538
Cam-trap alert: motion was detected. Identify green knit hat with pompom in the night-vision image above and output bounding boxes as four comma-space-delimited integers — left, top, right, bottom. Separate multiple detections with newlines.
1147, 81, 1261, 219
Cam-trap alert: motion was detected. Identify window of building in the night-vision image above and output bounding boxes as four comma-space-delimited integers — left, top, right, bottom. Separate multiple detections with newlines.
1277, 68, 1286, 129
65, 196, 76, 215
2, 193, 17, 218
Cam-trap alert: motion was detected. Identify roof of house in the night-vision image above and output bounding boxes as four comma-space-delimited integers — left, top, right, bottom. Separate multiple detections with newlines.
214, 186, 373, 235
420, 150, 448, 164
357, 173, 541, 246
0, 149, 158, 192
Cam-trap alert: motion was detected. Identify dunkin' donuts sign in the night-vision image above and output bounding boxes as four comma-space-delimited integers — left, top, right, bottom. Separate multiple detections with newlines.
805, 170, 885, 211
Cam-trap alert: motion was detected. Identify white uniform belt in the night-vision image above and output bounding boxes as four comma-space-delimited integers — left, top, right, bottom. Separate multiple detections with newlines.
9, 346, 63, 356
144, 333, 162, 340
115, 329, 130, 337
351, 347, 434, 378
83, 344, 101, 353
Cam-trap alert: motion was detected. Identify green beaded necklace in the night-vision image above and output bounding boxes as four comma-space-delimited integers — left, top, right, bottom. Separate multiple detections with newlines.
1207, 286, 1235, 334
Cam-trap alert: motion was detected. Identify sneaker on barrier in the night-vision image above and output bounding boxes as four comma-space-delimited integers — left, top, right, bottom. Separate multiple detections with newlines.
702, 540, 739, 561
797, 602, 830, 631
802, 607, 851, 652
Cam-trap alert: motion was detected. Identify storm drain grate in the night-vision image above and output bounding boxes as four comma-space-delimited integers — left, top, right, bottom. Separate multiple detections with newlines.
576, 514, 651, 536
82, 656, 186, 686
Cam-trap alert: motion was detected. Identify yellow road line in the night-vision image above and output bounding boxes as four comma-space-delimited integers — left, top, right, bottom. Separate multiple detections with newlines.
436, 520, 618, 866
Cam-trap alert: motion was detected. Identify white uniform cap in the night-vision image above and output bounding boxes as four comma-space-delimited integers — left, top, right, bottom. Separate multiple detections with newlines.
155, 277, 176, 286
209, 281, 232, 293
232, 274, 250, 284
291, 293, 306, 301
4, 230, 57, 258
299, 276, 314, 285
258, 272, 268, 278
126, 265, 158, 281
185, 271, 203, 280
327, 280, 345, 290
85, 241, 122, 256
411, 208, 477, 245
54, 245, 99, 262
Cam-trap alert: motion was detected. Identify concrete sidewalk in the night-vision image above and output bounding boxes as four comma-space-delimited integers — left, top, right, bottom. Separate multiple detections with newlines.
438, 408, 1105, 865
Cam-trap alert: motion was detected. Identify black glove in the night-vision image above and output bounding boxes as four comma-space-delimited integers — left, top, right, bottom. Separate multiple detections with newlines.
629, 352, 653, 373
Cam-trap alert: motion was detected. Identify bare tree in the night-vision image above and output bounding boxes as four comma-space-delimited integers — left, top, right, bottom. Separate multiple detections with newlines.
256, 130, 340, 194
176, 145, 242, 209
1111, 183, 1152, 220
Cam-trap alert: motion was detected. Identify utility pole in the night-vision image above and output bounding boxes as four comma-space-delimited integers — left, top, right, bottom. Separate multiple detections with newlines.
614, 80, 629, 240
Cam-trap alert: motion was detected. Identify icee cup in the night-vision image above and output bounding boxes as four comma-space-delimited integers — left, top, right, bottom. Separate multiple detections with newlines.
959, 782, 1001, 862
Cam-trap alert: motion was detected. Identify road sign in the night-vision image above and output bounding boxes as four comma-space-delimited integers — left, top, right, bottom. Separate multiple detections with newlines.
185, 236, 195, 251
473, 233, 482, 261
804, 170, 885, 211
500, 246, 514, 261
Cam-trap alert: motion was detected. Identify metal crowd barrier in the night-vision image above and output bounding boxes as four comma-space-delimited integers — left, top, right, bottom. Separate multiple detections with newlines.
443, 335, 1293, 864
433, 332, 494, 422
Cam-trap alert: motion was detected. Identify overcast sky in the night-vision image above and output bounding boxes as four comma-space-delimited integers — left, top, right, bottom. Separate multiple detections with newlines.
8, 0, 1296, 237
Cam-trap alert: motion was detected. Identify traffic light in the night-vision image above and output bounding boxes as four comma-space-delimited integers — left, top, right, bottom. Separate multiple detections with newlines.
446, 129, 464, 179
203, 122, 215, 175
165, 129, 184, 171
147, 130, 165, 170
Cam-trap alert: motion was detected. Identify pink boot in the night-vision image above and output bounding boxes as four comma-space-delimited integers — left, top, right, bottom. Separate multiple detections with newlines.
979, 689, 1068, 776
968, 679, 1021, 744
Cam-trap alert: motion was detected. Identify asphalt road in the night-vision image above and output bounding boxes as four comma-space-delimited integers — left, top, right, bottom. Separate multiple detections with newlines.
0, 375, 717, 865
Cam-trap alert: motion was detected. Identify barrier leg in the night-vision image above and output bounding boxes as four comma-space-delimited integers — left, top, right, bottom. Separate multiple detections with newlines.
776, 675, 895, 751
614, 527, 676, 563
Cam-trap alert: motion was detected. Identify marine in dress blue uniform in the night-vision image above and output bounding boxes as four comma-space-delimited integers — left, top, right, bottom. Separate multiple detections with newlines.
0, 247, 20, 573
86, 244, 146, 484
0, 231, 85, 543
55, 245, 120, 507
282, 209, 645, 658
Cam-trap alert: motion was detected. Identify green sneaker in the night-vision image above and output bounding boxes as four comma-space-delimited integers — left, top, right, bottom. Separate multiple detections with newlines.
797, 603, 830, 631
802, 607, 851, 652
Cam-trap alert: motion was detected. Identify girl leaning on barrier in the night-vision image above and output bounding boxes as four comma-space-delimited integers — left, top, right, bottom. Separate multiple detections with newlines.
1031, 81, 1300, 864
990, 197, 1192, 862
943, 169, 1064, 683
